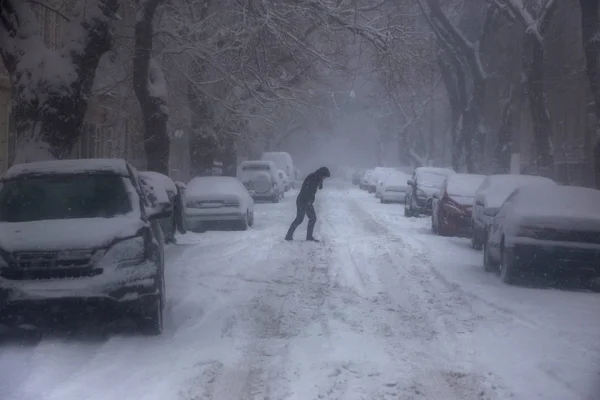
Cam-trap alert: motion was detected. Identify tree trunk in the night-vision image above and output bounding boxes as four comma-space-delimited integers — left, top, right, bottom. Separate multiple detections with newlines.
494, 85, 517, 173
523, 34, 554, 170
579, 0, 600, 187
0, 0, 119, 162
188, 84, 218, 176
133, 0, 170, 175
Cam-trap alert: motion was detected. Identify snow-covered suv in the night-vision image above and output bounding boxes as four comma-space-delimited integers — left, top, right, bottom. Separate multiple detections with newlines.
0, 159, 171, 335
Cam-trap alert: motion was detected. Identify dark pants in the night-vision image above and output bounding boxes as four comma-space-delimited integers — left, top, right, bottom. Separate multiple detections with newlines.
286, 199, 316, 239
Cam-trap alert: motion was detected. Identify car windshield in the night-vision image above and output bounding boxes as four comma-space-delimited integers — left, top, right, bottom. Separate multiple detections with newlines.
419, 172, 447, 188
243, 164, 270, 171
0, 174, 132, 222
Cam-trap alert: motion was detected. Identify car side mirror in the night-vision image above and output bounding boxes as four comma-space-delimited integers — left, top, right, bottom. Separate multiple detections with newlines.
407, 179, 414, 186
147, 202, 172, 220
483, 207, 498, 217
475, 200, 484, 206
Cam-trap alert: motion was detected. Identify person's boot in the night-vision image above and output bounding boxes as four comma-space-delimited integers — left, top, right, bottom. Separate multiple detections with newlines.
306, 236, 320, 242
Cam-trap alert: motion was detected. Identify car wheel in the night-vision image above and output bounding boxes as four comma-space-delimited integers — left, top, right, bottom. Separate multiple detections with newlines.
140, 274, 164, 335
483, 239, 497, 272
500, 243, 519, 284
239, 212, 249, 231
471, 228, 483, 250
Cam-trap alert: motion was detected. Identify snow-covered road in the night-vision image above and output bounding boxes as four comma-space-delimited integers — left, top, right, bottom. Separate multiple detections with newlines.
1, 180, 599, 400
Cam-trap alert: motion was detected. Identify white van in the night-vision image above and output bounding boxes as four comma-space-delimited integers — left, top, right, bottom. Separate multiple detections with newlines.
237, 160, 283, 203
260, 152, 295, 189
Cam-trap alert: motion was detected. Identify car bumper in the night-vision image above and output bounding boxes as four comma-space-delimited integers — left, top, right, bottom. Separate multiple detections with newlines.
0, 260, 159, 308
382, 192, 406, 202
441, 213, 472, 237
510, 240, 600, 273
250, 189, 278, 200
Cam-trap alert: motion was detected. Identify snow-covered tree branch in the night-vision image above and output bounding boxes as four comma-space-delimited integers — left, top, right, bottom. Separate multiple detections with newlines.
0, 0, 119, 162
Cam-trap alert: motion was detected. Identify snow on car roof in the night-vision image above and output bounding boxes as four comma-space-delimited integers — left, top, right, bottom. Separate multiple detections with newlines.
446, 174, 487, 197
480, 174, 554, 193
512, 185, 600, 219
187, 176, 245, 196
384, 171, 410, 185
2, 158, 130, 180
480, 174, 556, 208
415, 167, 455, 175
139, 171, 177, 194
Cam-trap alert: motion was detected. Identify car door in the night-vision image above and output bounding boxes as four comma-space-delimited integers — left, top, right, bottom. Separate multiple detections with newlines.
488, 190, 518, 260
433, 179, 446, 227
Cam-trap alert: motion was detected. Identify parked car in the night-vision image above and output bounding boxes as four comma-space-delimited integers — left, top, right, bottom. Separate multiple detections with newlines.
139, 171, 187, 244
483, 185, 600, 285
360, 170, 374, 191
431, 173, 486, 237
0, 159, 170, 335
380, 171, 411, 204
185, 176, 255, 232
277, 169, 292, 192
373, 167, 398, 199
405, 167, 455, 217
471, 174, 555, 250
352, 170, 364, 185
260, 152, 295, 189
237, 160, 283, 202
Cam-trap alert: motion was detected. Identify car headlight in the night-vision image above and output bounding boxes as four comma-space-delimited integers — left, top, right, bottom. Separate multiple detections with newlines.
100, 235, 146, 266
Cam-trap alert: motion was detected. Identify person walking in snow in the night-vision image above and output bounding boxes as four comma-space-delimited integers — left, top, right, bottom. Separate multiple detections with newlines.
285, 166, 330, 242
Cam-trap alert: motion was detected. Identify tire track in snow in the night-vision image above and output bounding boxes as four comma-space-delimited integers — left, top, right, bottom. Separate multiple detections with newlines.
315, 188, 510, 400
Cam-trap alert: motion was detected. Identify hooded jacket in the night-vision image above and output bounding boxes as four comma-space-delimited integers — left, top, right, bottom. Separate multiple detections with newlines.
297, 167, 330, 204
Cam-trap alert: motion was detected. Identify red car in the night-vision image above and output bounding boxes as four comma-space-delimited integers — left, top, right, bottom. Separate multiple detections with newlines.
432, 173, 487, 237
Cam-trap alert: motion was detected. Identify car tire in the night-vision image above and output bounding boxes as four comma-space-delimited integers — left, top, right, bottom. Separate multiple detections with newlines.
500, 244, 519, 284
239, 212, 249, 231
140, 273, 164, 336
483, 239, 497, 272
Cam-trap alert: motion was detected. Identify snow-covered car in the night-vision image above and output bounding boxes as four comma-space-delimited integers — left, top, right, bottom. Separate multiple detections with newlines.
471, 174, 555, 250
373, 167, 399, 198
260, 152, 295, 189
185, 176, 255, 232
237, 160, 283, 202
431, 173, 486, 237
352, 169, 364, 186
277, 169, 292, 192
405, 167, 455, 217
380, 171, 411, 204
360, 170, 374, 191
0, 159, 169, 335
483, 185, 600, 284
139, 171, 187, 243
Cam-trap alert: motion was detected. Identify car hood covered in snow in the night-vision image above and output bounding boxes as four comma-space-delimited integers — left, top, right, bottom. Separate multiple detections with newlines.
0, 215, 145, 252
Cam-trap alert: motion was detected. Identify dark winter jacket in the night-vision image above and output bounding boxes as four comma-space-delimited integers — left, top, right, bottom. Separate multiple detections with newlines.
297, 167, 330, 204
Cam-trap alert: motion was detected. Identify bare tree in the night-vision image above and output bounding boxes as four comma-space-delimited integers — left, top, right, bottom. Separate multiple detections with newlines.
579, 0, 600, 187
0, 0, 119, 162
133, 0, 170, 174
495, 0, 558, 171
